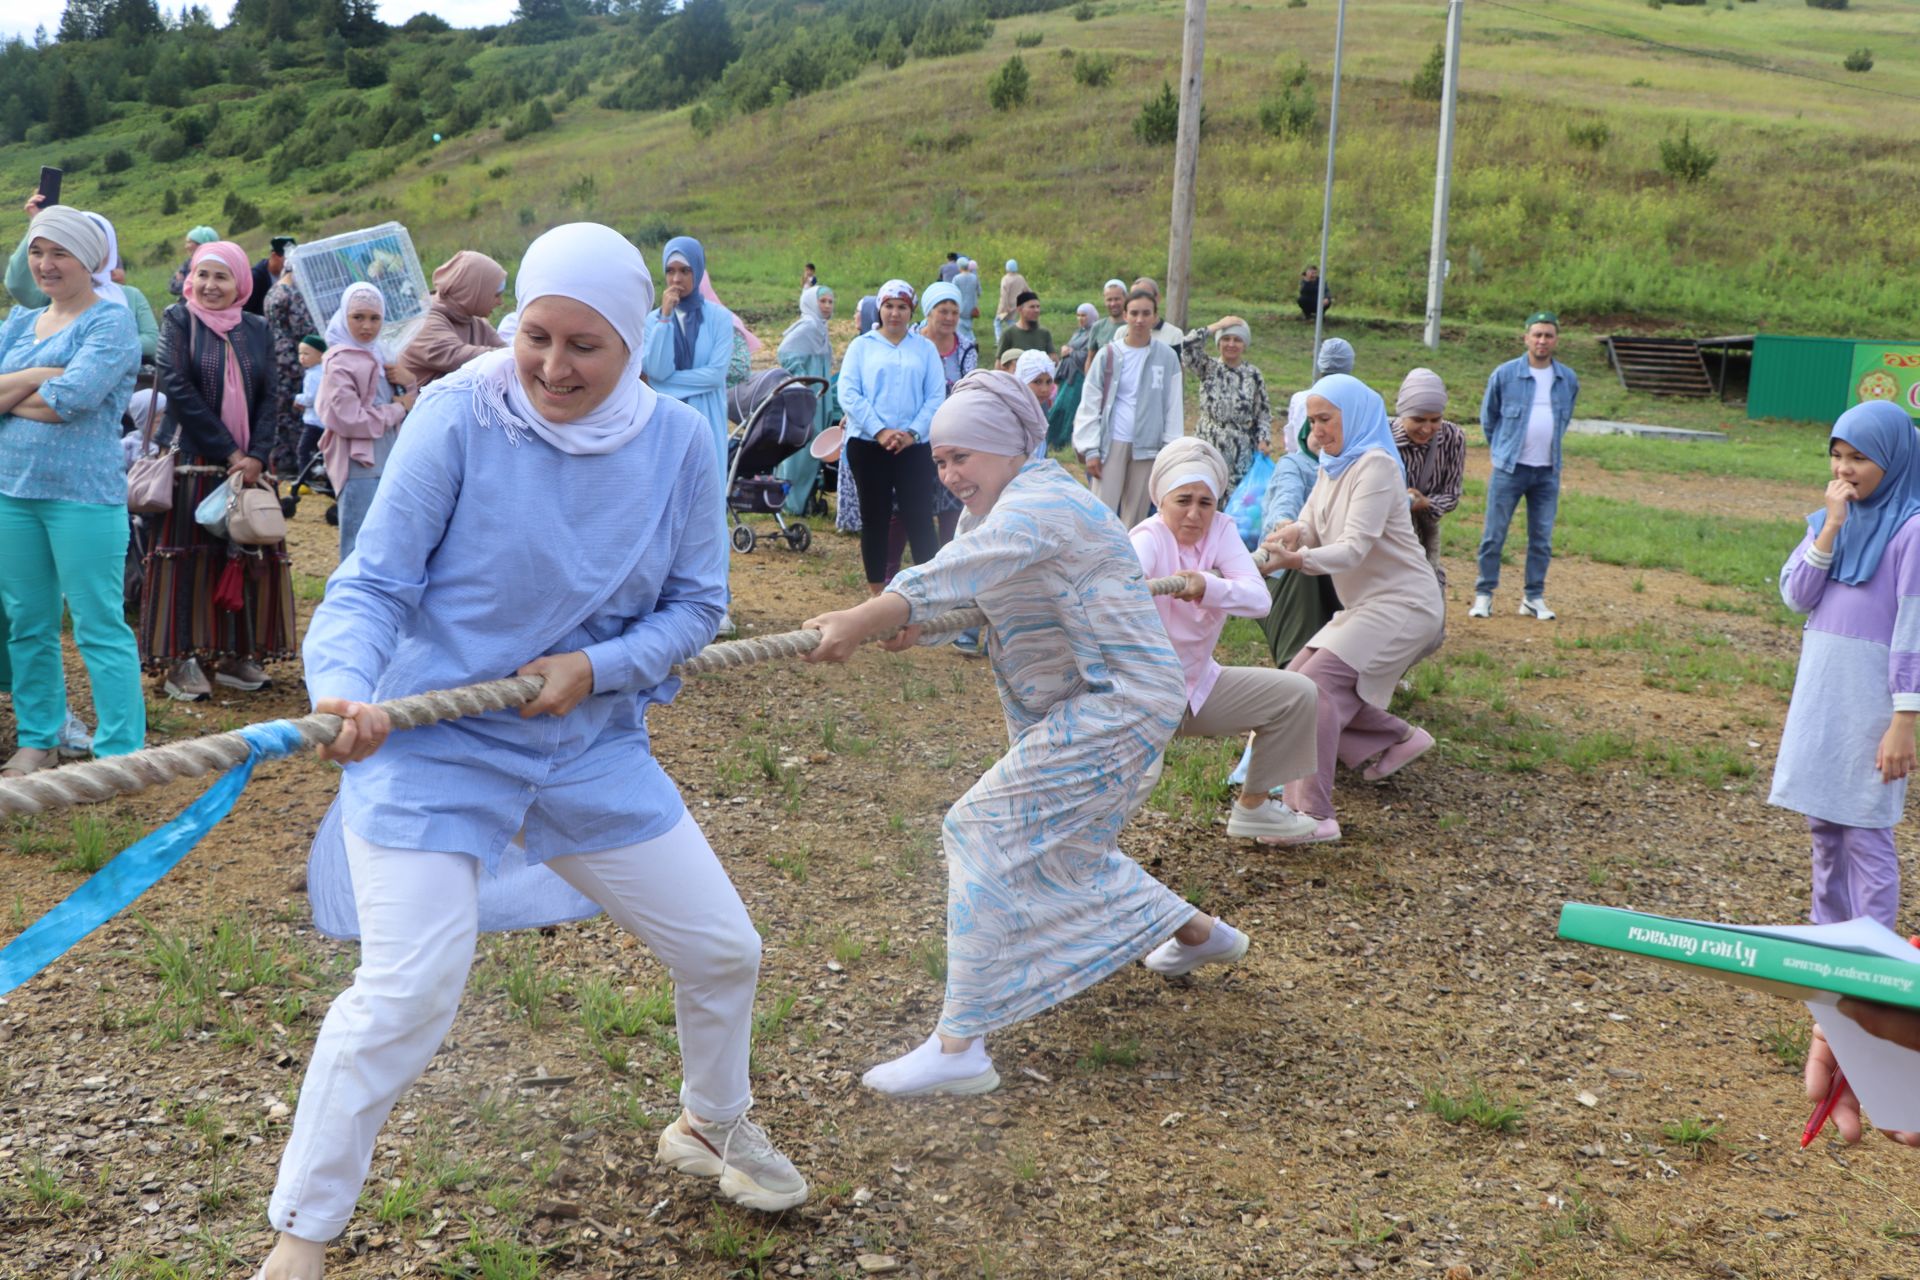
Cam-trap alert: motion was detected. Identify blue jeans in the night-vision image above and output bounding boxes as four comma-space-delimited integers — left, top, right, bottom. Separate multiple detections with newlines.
1476, 463, 1560, 597
0, 494, 146, 756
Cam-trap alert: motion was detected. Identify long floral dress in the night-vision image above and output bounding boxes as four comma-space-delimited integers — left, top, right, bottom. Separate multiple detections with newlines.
262, 276, 314, 475
886, 458, 1195, 1037
1178, 330, 1273, 488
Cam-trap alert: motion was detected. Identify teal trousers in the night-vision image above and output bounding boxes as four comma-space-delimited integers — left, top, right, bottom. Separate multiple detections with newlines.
0, 493, 145, 756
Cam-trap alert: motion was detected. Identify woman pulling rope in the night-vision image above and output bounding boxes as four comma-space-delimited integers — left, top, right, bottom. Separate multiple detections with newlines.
803, 370, 1254, 1099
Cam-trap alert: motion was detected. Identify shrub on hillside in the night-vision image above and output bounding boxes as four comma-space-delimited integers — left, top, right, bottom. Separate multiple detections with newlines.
1072, 52, 1114, 87
1566, 120, 1610, 151
1659, 124, 1717, 183
1843, 47, 1873, 71
1410, 43, 1445, 102
150, 129, 188, 162
877, 28, 906, 69
1805, 0, 1847, 8
346, 49, 388, 89
1133, 80, 1180, 145
1073, 2, 1095, 18
1259, 83, 1315, 138
988, 55, 1030, 111
161, 188, 179, 216
1015, 31, 1042, 48
102, 146, 133, 173
222, 193, 262, 235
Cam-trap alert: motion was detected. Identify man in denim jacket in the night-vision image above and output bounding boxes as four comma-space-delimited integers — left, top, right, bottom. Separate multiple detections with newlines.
1470, 312, 1578, 621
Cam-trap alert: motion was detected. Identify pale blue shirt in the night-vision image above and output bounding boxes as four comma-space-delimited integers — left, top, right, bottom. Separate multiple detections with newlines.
0, 301, 140, 505
837, 328, 946, 444
641, 298, 734, 459
302, 377, 726, 869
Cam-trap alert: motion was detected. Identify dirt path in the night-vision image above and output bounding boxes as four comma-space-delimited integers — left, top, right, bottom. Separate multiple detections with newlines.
4, 498, 1917, 1280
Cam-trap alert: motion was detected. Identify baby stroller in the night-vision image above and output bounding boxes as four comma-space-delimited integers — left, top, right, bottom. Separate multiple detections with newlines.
723, 369, 826, 554
281, 450, 339, 527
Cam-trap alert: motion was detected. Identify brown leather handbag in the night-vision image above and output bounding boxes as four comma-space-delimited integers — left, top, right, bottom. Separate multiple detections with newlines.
125, 384, 175, 514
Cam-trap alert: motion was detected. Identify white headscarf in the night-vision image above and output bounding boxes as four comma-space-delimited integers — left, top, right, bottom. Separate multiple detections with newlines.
1148, 437, 1230, 504
1014, 349, 1053, 385
324, 281, 385, 355
82, 212, 126, 308
778, 284, 833, 361
433, 223, 658, 457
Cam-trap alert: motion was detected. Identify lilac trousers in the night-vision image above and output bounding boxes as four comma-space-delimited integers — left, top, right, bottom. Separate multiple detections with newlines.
1282, 648, 1414, 821
1807, 817, 1899, 928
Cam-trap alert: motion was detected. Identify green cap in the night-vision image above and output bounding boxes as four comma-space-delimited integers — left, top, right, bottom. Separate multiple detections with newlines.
1526, 310, 1560, 329
298, 333, 327, 351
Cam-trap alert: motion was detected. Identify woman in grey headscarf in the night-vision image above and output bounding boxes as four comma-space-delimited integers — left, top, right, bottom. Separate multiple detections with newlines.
1177, 314, 1272, 488
1284, 335, 1355, 456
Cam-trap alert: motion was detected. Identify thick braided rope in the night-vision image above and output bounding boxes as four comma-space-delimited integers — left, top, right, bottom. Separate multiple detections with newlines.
0, 574, 1193, 816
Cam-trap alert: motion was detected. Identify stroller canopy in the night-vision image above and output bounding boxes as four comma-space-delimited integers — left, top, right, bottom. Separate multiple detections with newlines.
728, 368, 818, 477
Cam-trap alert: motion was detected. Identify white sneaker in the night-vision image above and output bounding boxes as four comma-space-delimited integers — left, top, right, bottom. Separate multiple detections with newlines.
1225, 797, 1320, 844
1142, 918, 1250, 976
1225, 736, 1253, 788
656, 1110, 808, 1212
1468, 594, 1492, 619
56, 709, 94, 758
861, 1033, 1000, 1097
1518, 597, 1556, 620
716, 614, 739, 639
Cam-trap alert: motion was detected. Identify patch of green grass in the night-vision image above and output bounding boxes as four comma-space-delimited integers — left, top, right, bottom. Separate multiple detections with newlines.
912, 936, 948, 983
1542, 1188, 1602, 1242
54, 812, 141, 874
435, 1222, 544, 1280
367, 1176, 429, 1225
752, 991, 798, 1045
1079, 1036, 1140, 1070
17, 1158, 87, 1212
1007, 1150, 1039, 1182
486, 938, 565, 1031
767, 848, 810, 883
830, 927, 864, 966
1660, 1116, 1724, 1154
577, 977, 673, 1040
1422, 1081, 1526, 1134
1761, 1017, 1811, 1071
292, 571, 329, 604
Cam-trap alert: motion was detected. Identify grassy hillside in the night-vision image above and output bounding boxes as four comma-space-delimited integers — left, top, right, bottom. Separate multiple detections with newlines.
4, 0, 1918, 348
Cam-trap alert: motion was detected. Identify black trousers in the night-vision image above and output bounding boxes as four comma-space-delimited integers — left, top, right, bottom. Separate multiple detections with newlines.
844, 436, 938, 585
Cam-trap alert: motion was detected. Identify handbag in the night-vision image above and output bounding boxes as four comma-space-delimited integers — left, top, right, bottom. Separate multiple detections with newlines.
227, 478, 287, 545
125, 385, 175, 514
1224, 452, 1276, 550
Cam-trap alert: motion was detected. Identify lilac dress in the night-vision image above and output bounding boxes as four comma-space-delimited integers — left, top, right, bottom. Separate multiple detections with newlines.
1770, 515, 1920, 829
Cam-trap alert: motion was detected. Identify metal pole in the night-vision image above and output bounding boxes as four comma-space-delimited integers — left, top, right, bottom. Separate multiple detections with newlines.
1165, 0, 1208, 331
1311, 0, 1347, 366
1423, 0, 1464, 350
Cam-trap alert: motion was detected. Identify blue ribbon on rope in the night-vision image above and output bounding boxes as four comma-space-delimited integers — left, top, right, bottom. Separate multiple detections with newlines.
0, 719, 310, 997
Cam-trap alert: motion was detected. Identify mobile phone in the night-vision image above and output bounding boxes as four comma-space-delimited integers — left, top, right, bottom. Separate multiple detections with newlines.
37, 166, 61, 206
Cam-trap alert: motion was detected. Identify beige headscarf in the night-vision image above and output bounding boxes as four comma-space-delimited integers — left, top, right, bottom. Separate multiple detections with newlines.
1396, 367, 1448, 417
1148, 437, 1230, 504
929, 370, 1048, 457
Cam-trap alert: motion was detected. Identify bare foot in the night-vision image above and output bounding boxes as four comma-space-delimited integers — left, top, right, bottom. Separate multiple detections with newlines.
262, 1232, 325, 1280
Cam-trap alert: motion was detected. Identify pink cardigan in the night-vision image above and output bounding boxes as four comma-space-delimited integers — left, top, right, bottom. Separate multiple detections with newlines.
1130, 513, 1272, 713
315, 347, 406, 493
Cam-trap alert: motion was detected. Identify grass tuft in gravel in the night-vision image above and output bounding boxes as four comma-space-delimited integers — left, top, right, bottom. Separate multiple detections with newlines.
1422, 1081, 1525, 1134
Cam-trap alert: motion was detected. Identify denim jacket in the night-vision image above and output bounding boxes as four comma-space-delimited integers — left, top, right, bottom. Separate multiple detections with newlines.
1479, 355, 1579, 474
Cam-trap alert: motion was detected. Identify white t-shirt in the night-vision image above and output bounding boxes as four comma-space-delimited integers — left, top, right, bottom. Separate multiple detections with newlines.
1518, 364, 1556, 467
1107, 343, 1151, 446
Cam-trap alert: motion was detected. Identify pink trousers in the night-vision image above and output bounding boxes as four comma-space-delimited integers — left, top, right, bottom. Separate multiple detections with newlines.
1283, 648, 1414, 820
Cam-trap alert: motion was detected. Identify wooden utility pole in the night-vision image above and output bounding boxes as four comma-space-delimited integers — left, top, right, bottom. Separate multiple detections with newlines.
1164, 0, 1207, 330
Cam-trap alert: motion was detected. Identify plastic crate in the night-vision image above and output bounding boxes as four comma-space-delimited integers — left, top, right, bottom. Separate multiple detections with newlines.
285, 221, 430, 362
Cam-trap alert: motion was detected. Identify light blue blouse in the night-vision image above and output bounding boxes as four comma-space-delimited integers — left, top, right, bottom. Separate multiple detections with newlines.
837, 328, 946, 443
302, 377, 727, 871
0, 301, 140, 505
641, 297, 734, 456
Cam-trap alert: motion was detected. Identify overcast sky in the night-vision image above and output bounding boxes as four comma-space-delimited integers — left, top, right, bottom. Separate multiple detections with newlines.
1, 0, 521, 39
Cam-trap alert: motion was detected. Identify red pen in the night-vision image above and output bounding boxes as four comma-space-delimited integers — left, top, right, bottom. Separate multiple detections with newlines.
1800, 934, 1920, 1148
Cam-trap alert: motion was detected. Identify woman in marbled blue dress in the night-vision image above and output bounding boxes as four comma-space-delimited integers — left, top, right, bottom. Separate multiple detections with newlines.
805, 371, 1254, 1097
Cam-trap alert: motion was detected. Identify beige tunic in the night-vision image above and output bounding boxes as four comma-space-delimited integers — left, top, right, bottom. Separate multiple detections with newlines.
1295, 449, 1445, 706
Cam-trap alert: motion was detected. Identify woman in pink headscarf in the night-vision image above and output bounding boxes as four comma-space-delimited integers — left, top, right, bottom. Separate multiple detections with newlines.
144, 239, 295, 701
395, 249, 507, 388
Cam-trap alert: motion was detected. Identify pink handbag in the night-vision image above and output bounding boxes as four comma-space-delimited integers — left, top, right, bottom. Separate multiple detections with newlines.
125, 384, 175, 514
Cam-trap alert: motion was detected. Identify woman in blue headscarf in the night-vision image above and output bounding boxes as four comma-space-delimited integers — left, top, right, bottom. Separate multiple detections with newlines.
642, 236, 738, 627
1253, 373, 1442, 845
1771, 399, 1920, 930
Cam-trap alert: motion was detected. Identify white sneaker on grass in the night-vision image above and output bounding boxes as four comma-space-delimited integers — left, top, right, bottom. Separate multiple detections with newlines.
1142, 918, 1250, 976
656, 1110, 808, 1212
861, 1033, 1000, 1097
1225, 797, 1321, 844
1518, 597, 1557, 620
56, 709, 94, 758
1468, 594, 1492, 619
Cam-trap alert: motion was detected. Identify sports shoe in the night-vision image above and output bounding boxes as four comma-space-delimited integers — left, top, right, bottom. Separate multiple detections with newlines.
1518, 597, 1556, 620
216, 658, 270, 692
164, 658, 212, 702
1142, 918, 1250, 976
861, 1034, 1001, 1097
716, 614, 739, 640
56, 710, 95, 759
1225, 737, 1254, 788
657, 1110, 808, 1212
1363, 727, 1435, 782
1225, 797, 1321, 844
1468, 594, 1492, 619
951, 628, 986, 657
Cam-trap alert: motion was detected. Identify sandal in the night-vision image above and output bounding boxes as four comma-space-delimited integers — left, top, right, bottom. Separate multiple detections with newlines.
2, 747, 58, 779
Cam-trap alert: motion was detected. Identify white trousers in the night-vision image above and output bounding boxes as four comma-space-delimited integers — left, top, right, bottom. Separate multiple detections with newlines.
267, 810, 760, 1242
